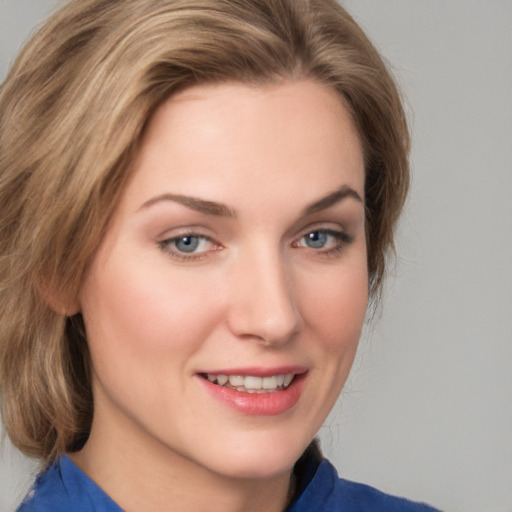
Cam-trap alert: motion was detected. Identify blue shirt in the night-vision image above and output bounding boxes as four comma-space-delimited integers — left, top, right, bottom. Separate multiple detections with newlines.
17, 453, 440, 511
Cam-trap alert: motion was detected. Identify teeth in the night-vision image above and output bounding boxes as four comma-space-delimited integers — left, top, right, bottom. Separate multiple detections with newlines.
228, 375, 244, 387
262, 376, 277, 389
205, 373, 296, 393
244, 376, 262, 390
217, 374, 228, 386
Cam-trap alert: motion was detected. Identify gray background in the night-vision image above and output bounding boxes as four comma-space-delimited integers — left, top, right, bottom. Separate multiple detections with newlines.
1, 1, 511, 511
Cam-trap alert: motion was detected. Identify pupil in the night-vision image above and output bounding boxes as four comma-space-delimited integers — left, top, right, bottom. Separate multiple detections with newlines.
176, 236, 199, 253
306, 232, 326, 249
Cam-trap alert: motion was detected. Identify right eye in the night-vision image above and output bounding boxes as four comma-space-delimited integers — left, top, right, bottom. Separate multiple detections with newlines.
159, 233, 219, 260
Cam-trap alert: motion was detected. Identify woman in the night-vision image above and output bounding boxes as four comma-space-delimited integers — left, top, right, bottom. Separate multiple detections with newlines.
0, 0, 439, 510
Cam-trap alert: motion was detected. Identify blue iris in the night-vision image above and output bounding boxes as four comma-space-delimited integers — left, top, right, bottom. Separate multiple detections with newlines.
174, 236, 200, 253
304, 231, 328, 249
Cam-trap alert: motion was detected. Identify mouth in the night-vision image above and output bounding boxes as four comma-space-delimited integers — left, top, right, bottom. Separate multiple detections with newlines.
199, 373, 296, 394
197, 368, 307, 415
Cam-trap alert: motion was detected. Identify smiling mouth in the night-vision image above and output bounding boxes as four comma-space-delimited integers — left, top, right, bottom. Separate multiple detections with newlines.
200, 373, 296, 394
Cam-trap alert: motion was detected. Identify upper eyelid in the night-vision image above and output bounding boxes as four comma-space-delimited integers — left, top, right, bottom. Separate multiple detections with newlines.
158, 226, 215, 241
294, 221, 348, 238
162, 231, 211, 240
295, 228, 349, 243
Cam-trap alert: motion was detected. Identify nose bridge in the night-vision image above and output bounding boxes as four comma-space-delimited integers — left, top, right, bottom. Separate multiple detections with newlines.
227, 242, 301, 345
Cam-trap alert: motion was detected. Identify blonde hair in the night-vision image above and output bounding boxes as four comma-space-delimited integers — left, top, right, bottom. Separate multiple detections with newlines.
0, 0, 409, 464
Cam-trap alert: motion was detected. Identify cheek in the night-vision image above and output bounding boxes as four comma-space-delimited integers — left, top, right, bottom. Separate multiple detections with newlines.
79, 251, 223, 382
300, 259, 368, 351
293, 253, 368, 436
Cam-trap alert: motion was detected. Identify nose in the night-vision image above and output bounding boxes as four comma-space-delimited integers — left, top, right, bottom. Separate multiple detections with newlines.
226, 247, 302, 347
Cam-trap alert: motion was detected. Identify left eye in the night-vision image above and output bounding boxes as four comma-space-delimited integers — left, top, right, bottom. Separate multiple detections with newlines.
297, 230, 347, 250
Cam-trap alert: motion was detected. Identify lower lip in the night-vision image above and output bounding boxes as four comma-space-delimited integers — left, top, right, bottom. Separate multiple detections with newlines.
197, 373, 307, 416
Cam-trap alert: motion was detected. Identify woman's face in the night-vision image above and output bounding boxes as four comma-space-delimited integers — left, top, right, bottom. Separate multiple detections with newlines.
78, 80, 367, 480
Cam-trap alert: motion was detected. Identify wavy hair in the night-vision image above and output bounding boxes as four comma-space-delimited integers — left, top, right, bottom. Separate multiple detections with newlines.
0, 0, 409, 464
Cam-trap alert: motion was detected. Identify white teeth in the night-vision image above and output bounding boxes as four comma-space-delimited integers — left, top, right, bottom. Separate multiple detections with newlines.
283, 373, 294, 387
205, 372, 296, 392
244, 376, 263, 390
217, 374, 228, 386
262, 376, 277, 389
228, 375, 244, 387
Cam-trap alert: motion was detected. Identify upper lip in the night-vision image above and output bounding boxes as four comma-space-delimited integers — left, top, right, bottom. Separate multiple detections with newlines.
197, 366, 308, 377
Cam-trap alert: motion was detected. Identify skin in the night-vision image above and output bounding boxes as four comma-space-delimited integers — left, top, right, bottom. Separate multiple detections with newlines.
71, 80, 368, 512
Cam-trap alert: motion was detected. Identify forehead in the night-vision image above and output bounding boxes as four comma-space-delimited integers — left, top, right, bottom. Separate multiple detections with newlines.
122, 80, 365, 212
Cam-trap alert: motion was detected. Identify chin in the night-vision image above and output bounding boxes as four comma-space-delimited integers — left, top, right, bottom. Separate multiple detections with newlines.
194, 432, 312, 480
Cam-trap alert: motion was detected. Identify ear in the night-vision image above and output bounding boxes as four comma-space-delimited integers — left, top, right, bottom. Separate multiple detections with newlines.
38, 279, 80, 317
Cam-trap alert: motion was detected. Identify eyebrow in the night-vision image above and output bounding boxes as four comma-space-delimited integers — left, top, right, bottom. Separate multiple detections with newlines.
139, 184, 362, 218
302, 185, 363, 216
139, 193, 237, 218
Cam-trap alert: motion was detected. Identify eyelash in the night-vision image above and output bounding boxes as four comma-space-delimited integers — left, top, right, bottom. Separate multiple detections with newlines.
158, 232, 219, 261
293, 229, 354, 258
158, 228, 354, 262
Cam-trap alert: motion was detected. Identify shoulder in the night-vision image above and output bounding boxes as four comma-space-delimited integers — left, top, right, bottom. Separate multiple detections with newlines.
289, 455, 441, 512
16, 462, 65, 512
15, 456, 122, 512
334, 475, 441, 512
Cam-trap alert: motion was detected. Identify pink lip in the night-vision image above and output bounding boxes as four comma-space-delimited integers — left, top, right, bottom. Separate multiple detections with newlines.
196, 368, 308, 416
